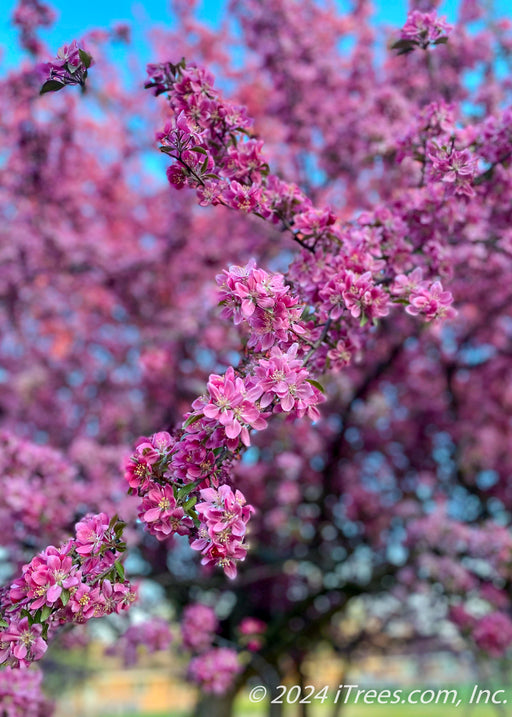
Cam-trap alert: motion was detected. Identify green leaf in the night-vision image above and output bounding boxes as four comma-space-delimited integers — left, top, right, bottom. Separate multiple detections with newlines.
183, 412, 203, 428
177, 481, 200, 500
396, 47, 415, 56
78, 49, 93, 68
0, 619, 8, 629
40, 605, 52, 622
190, 146, 208, 155
114, 561, 125, 581
114, 521, 127, 538
61, 588, 70, 607
108, 514, 119, 530
40, 80, 65, 95
184, 496, 197, 511
391, 39, 415, 51
360, 313, 369, 327
306, 378, 326, 394
434, 36, 449, 45
21, 608, 35, 626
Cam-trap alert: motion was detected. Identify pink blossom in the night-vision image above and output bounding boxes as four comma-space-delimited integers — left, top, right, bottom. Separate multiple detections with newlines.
428, 144, 478, 196
38, 40, 93, 93
406, 281, 456, 321
191, 485, 254, 578
139, 485, 194, 539
182, 604, 218, 651
398, 11, 452, 50
3, 618, 47, 665
473, 613, 512, 657
203, 367, 267, 446
342, 271, 390, 323
188, 647, 241, 694
107, 618, 172, 666
74, 513, 110, 555
255, 344, 323, 419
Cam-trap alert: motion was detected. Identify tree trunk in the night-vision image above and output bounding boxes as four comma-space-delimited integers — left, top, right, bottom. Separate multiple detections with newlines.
267, 698, 284, 717
297, 662, 309, 717
193, 691, 236, 717
331, 664, 347, 717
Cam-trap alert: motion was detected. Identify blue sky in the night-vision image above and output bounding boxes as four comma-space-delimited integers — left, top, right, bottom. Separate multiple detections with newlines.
1, 0, 416, 56
0, 0, 511, 90
2, 0, 510, 72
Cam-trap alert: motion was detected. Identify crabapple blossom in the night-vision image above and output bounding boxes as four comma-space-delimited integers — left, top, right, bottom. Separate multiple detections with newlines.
38, 40, 93, 94
181, 604, 218, 652
473, 613, 512, 657
188, 647, 242, 695
191, 486, 254, 579
0, 666, 53, 716
106, 618, 173, 666
395, 10, 452, 52
1, 514, 134, 667
238, 617, 266, 651
12, 0, 55, 55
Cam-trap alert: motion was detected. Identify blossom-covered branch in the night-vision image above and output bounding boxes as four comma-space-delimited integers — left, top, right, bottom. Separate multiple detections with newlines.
0, 513, 135, 667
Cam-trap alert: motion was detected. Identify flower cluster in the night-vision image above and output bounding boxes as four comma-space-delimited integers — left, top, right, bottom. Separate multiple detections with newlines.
340, 271, 390, 325
127, 343, 322, 575
428, 143, 478, 197
393, 11, 452, 53
405, 281, 456, 321
106, 618, 172, 667
39, 40, 93, 94
181, 603, 218, 652
199, 367, 269, 447
124, 431, 175, 492
254, 344, 322, 420
138, 484, 194, 540
191, 486, 254, 579
149, 62, 332, 246
392, 269, 456, 321
217, 260, 307, 351
180, 602, 242, 694
125, 422, 258, 577
0, 431, 84, 557
148, 62, 257, 204
0, 513, 134, 667
238, 617, 266, 651
473, 612, 512, 657
12, 0, 55, 55
188, 647, 242, 695
0, 666, 53, 716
